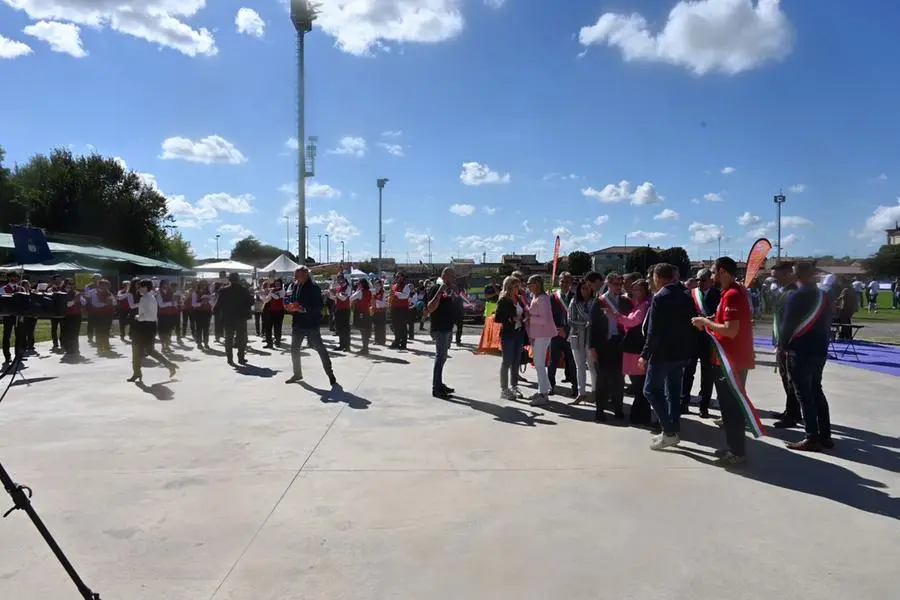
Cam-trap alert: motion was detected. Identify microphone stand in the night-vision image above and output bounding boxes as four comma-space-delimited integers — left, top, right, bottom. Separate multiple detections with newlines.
0, 318, 101, 599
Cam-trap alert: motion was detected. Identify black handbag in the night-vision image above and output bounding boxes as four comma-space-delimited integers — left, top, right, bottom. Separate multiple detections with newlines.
620, 326, 645, 354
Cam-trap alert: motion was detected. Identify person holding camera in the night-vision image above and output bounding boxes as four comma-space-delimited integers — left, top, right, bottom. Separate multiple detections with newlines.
425, 267, 457, 399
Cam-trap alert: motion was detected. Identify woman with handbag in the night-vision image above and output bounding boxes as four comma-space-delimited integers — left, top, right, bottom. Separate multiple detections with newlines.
567, 279, 597, 405
610, 279, 653, 426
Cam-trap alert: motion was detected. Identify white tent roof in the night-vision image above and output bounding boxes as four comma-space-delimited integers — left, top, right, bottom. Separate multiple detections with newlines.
2, 261, 91, 272
194, 260, 255, 273
348, 268, 367, 279
260, 254, 301, 273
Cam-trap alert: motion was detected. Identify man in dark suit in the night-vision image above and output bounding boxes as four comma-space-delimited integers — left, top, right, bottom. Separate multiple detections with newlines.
639, 263, 697, 450
681, 268, 720, 418
217, 272, 253, 366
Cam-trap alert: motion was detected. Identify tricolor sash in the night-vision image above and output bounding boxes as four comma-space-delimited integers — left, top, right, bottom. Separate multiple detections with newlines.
708, 333, 765, 438
690, 287, 711, 317
552, 289, 571, 310
600, 293, 620, 316
773, 288, 827, 347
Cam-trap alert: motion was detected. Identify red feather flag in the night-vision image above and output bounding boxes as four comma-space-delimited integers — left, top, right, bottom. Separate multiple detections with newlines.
744, 238, 773, 284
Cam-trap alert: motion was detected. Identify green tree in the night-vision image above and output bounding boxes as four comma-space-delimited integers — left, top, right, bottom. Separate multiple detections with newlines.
868, 245, 900, 277
566, 250, 592, 276
625, 247, 662, 275
659, 246, 692, 279
231, 236, 296, 266
2, 148, 173, 258
163, 231, 196, 267
497, 263, 514, 277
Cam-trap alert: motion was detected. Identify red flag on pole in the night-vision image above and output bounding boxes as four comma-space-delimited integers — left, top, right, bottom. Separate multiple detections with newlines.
744, 238, 773, 284
550, 236, 561, 285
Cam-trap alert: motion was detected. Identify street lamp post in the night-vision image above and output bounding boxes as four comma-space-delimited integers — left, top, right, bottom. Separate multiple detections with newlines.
318, 234, 322, 263
325, 234, 330, 262
717, 234, 722, 258
215, 234, 221, 259
376, 178, 389, 276
290, 0, 319, 274
774, 193, 786, 260
340, 241, 345, 263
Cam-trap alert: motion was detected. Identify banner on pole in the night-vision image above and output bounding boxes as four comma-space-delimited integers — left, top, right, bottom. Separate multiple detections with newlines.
744, 238, 773, 284
550, 236, 561, 285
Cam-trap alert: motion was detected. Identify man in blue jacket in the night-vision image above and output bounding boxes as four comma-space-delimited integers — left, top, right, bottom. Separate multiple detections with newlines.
639, 263, 697, 450
285, 266, 337, 387
780, 262, 833, 452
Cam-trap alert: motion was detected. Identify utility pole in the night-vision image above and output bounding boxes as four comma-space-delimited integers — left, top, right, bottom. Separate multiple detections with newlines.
317, 234, 322, 263
376, 178, 388, 276
325, 234, 330, 262
774, 193, 786, 260
427, 236, 432, 265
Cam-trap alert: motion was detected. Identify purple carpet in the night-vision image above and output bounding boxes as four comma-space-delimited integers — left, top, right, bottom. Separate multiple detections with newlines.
754, 337, 900, 378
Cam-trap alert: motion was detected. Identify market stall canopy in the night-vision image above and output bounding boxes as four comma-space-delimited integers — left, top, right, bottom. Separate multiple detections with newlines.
347, 268, 368, 280
260, 254, 301, 273
1, 261, 91, 272
0, 233, 185, 271
193, 260, 255, 273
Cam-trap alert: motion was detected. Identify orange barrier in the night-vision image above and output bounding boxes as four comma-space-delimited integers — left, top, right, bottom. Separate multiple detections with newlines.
476, 319, 502, 354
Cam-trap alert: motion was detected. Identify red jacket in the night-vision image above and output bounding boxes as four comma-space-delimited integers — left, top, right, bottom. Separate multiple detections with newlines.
334, 284, 350, 311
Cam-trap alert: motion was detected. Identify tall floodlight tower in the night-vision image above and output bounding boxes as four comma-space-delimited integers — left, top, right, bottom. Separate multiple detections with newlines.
291, 0, 319, 265
376, 178, 389, 276
774, 193, 786, 260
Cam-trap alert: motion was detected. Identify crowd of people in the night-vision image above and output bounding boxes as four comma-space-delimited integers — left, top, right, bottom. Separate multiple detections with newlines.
1, 257, 838, 465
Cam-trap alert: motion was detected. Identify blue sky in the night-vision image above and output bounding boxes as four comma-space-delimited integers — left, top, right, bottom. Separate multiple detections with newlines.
2, 0, 900, 264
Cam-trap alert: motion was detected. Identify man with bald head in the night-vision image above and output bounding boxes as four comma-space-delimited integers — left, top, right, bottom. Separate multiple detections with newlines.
425, 267, 457, 399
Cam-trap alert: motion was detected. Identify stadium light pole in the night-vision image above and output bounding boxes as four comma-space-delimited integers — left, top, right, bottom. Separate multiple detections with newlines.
774, 193, 786, 260
215, 234, 221, 259
325, 234, 330, 262
291, 0, 319, 273
340, 240, 345, 263
376, 178, 389, 276
318, 234, 322, 263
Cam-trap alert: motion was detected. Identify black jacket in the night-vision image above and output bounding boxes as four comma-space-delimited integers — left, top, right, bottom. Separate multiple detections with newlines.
588, 300, 610, 352
216, 282, 253, 322
694, 286, 721, 317
640, 282, 697, 362
287, 280, 324, 330
494, 296, 521, 339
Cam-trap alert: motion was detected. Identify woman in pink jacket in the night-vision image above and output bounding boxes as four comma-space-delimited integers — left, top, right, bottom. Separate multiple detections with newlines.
526, 275, 556, 406
608, 279, 653, 425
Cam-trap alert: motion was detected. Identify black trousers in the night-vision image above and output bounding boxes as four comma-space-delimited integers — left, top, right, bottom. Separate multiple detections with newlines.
390, 307, 408, 348
408, 307, 418, 339
158, 314, 177, 347
715, 367, 749, 457
253, 312, 262, 336
193, 312, 211, 346
629, 374, 651, 424
224, 320, 248, 361
549, 335, 576, 389
373, 311, 387, 345
356, 312, 371, 351
117, 309, 129, 340
682, 335, 715, 411
61, 314, 81, 355
2, 316, 23, 361
94, 314, 114, 352
213, 307, 224, 340
86, 313, 96, 342
182, 310, 193, 338
594, 336, 624, 414
454, 317, 464, 344
22, 317, 36, 351
131, 320, 174, 375
776, 350, 802, 421
334, 309, 351, 350
787, 353, 831, 442
51, 318, 61, 347
263, 310, 285, 346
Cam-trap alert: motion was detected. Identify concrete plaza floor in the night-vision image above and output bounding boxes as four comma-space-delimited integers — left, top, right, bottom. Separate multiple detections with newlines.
0, 332, 898, 600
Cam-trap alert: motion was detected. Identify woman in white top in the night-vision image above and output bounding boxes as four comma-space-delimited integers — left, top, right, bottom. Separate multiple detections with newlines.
128, 279, 178, 383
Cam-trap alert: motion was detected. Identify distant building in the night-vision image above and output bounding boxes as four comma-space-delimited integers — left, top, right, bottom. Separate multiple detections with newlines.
887, 221, 900, 246
590, 246, 663, 273
501, 253, 539, 265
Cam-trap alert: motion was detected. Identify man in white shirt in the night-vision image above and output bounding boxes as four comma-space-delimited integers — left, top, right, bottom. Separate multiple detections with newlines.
866, 279, 881, 313
851, 279, 865, 308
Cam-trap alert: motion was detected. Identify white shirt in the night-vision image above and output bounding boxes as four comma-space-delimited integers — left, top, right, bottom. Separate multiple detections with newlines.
868, 281, 880, 293
137, 292, 159, 322
852, 280, 864, 292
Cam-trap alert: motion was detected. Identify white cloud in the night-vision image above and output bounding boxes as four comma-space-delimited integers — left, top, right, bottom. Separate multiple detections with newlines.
298, 0, 465, 56
219, 223, 253, 242
690, 198, 700, 204
747, 226, 769, 238
23, 21, 86, 57
628, 230, 668, 241
328, 136, 367, 157
167, 192, 254, 224
543, 172, 581, 182
788, 183, 806, 193
779, 215, 812, 227
556, 230, 602, 253
460, 161, 510, 185
449, 203, 476, 216
3, 0, 217, 57
721, 166, 736, 174
577, 0, 793, 76
199, 193, 254, 214
0, 34, 31, 58
781, 233, 798, 246
235, 7, 264, 37
856, 199, 900, 243
522, 220, 532, 233
582, 180, 663, 205
381, 130, 402, 137
654, 208, 679, 221
160, 135, 247, 165
456, 233, 514, 255
484, 0, 506, 7
307, 182, 341, 199
876, 173, 888, 181
404, 229, 432, 258
594, 215, 609, 226
482, 205, 498, 215
308, 210, 360, 240
704, 192, 723, 202
689, 222, 724, 244
383, 217, 395, 225
553, 226, 571, 236
737, 211, 761, 226
285, 137, 299, 150
377, 142, 404, 156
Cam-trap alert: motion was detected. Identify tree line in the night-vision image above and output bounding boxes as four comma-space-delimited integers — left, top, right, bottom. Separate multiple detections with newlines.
0, 144, 195, 267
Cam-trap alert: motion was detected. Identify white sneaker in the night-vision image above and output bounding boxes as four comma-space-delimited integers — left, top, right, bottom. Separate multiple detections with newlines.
529, 393, 549, 406
650, 433, 681, 451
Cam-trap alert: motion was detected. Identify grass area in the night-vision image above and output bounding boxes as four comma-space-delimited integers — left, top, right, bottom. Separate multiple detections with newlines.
851, 291, 900, 322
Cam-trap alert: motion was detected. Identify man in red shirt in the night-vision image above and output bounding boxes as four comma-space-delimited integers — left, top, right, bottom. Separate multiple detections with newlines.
691, 256, 755, 466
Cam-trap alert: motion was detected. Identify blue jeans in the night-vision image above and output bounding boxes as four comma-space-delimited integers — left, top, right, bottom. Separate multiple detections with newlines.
500, 334, 524, 390
787, 353, 831, 442
432, 330, 452, 390
643, 360, 687, 435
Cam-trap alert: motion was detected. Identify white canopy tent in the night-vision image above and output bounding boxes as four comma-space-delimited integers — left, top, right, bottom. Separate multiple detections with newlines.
260, 254, 301, 274
193, 260, 255, 273
1, 261, 91, 273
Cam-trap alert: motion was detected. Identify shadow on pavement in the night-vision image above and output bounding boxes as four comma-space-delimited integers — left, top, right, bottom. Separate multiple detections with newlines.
447, 394, 557, 427
301, 382, 371, 410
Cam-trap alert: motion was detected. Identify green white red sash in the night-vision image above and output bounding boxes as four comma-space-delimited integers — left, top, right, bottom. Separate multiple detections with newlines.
773, 288, 827, 347
690, 287, 711, 316
600, 293, 620, 315
553, 289, 571, 310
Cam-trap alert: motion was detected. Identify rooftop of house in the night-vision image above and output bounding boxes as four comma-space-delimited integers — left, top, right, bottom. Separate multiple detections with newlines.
590, 246, 664, 255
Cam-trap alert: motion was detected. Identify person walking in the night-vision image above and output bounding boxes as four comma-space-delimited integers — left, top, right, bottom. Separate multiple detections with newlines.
691, 256, 756, 466
594, 272, 633, 418
425, 267, 457, 399
127, 279, 178, 383
494, 275, 525, 400
525, 275, 555, 406
217, 272, 253, 366
781, 262, 834, 452
770, 262, 802, 428
549, 271, 577, 397
639, 263, 697, 449
612, 279, 652, 425
285, 267, 337, 386
349, 278, 374, 354
682, 268, 720, 418
567, 278, 596, 405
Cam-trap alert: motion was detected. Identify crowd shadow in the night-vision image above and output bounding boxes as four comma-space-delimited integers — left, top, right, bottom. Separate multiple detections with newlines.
166, 352, 200, 363
201, 347, 227, 358
759, 422, 900, 474
300, 382, 371, 410
10, 375, 58, 387
134, 380, 175, 401
398, 346, 435, 359
445, 393, 557, 427
675, 418, 900, 520
244, 345, 272, 357
234, 364, 278, 378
